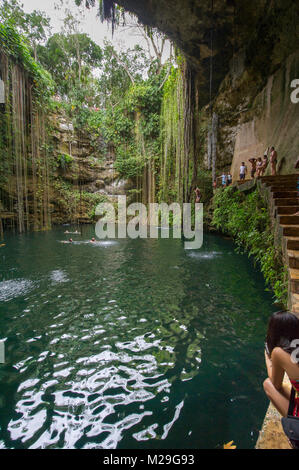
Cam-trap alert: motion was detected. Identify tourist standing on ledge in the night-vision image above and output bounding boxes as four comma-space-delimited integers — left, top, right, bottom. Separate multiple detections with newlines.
261, 153, 269, 176
270, 146, 278, 176
227, 173, 232, 186
249, 158, 257, 179
256, 157, 263, 178
221, 173, 227, 187
239, 162, 247, 181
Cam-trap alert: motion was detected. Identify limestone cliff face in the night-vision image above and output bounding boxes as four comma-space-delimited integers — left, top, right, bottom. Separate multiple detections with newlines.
208, 50, 299, 180
50, 110, 132, 224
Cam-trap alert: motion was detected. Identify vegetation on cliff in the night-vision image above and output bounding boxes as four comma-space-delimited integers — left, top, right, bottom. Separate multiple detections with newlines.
211, 186, 288, 306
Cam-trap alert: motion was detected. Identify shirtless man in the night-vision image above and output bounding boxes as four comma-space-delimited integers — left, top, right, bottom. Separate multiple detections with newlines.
249, 158, 257, 179
270, 146, 278, 176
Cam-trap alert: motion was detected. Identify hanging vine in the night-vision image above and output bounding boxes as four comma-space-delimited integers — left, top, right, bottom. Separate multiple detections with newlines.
0, 23, 54, 233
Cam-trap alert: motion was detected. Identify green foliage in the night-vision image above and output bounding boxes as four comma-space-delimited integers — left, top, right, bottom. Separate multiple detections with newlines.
114, 154, 145, 179
159, 65, 185, 203
53, 179, 108, 221
57, 153, 74, 168
0, 22, 54, 100
37, 32, 102, 97
212, 187, 288, 305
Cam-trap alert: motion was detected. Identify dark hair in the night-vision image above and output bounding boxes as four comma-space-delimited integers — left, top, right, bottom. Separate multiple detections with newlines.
266, 311, 299, 356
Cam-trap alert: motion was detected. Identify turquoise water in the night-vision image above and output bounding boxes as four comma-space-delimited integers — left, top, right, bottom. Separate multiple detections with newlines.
0, 227, 275, 449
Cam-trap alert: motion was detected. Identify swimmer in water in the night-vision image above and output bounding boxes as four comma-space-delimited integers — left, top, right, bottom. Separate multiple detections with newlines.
91, 238, 96, 243
61, 238, 73, 244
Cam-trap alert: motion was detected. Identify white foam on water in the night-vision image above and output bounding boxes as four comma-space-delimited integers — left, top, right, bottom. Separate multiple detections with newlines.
94, 240, 119, 247
50, 270, 69, 284
187, 251, 222, 259
0, 279, 34, 302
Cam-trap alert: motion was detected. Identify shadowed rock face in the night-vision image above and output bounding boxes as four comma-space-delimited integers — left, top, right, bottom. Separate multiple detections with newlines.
112, 0, 299, 176
117, 0, 236, 104
114, 0, 298, 106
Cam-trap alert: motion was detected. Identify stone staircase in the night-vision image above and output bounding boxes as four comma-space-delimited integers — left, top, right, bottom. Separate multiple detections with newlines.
260, 174, 299, 315
254, 174, 298, 450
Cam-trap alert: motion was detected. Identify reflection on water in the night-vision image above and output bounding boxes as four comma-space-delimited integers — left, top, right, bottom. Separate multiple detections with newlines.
0, 227, 275, 449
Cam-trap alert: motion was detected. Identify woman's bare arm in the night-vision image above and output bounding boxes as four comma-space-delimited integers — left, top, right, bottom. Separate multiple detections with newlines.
269, 347, 285, 390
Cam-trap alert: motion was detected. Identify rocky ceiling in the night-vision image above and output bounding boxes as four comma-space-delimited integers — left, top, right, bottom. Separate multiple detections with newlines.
82, 0, 298, 106
109, 0, 278, 105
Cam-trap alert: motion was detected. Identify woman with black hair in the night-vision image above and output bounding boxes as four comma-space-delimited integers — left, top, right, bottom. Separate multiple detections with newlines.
263, 311, 299, 447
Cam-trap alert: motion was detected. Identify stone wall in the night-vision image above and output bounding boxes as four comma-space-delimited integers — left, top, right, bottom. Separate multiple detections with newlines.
201, 50, 299, 180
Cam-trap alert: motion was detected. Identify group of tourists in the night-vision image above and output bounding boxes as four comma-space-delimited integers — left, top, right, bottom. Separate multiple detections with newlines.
241, 146, 278, 181
220, 173, 232, 187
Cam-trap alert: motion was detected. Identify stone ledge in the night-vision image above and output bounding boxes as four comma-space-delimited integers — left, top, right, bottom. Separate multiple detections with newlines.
255, 376, 292, 449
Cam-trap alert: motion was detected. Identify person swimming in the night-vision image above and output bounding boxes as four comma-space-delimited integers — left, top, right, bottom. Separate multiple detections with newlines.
61, 238, 73, 244
91, 238, 96, 243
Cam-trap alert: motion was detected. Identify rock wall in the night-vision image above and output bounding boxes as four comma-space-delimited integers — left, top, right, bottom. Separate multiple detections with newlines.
113, 0, 299, 185
211, 51, 299, 181
50, 109, 132, 224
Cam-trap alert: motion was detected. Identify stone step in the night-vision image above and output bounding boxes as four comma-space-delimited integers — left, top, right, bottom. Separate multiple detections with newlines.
290, 294, 299, 315
261, 174, 298, 181
279, 215, 299, 225
277, 206, 299, 215
292, 303, 299, 315
275, 198, 299, 206
270, 185, 297, 191
264, 181, 298, 187
273, 191, 298, 199
287, 237, 299, 250
263, 177, 298, 182
282, 226, 299, 237
289, 257, 299, 269
288, 249, 299, 259
290, 269, 299, 293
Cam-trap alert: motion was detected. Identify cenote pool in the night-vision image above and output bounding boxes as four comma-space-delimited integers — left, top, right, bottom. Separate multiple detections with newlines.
0, 227, 276, 449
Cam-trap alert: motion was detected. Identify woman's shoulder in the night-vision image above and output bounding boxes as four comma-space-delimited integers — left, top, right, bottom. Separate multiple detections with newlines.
272, 347, 299, 377
271, 346, 293, 366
